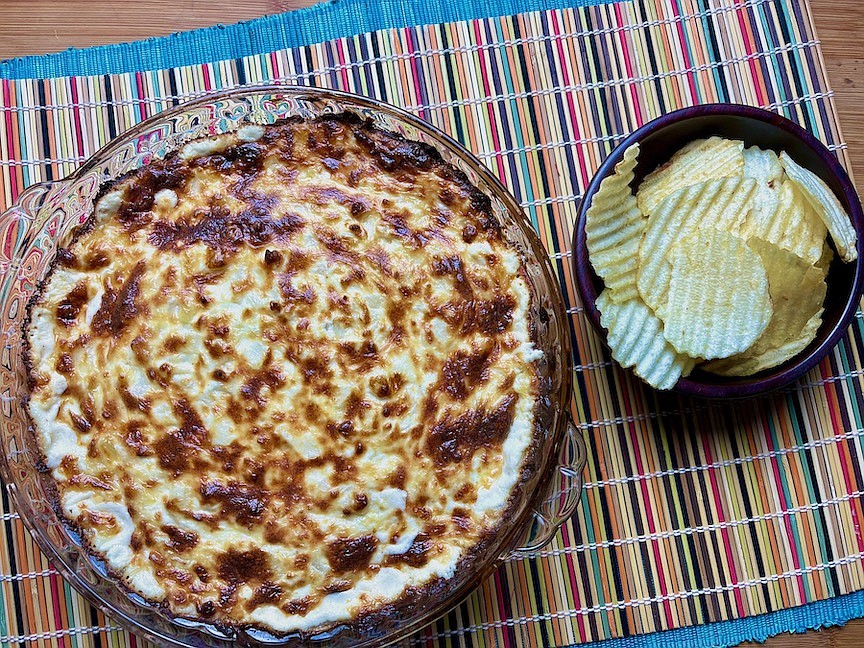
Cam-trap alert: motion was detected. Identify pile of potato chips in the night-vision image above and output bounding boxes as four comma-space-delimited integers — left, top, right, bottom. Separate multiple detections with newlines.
586, 136, 858, 390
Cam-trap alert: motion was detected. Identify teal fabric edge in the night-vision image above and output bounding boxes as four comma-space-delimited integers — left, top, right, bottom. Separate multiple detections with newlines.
571, 587, 864, 647
0, 0, 614, 80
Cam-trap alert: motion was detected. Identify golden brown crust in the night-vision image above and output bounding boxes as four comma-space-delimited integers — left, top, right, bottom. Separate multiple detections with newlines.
23, 114, 544, 638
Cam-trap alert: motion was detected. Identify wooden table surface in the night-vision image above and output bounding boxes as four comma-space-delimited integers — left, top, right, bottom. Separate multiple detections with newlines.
0, 1, 862, 646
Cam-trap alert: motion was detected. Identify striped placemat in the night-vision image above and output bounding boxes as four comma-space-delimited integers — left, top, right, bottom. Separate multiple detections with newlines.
0, 0, 862, 646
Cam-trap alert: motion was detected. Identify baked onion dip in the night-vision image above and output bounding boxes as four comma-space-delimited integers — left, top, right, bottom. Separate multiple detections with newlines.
24, 115, 544, 635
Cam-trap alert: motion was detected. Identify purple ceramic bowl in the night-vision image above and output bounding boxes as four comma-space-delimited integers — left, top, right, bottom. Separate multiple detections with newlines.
573, 103, 864, 398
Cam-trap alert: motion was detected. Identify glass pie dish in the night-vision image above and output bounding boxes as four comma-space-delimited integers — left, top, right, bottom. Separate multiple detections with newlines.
0, 86, 585, 646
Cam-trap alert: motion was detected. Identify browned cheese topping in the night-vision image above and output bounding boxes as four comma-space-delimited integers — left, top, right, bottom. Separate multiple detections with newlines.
25, 116, 542, 634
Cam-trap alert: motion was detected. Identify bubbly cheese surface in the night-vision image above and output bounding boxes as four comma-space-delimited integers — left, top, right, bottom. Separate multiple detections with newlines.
25, 116, 542, 634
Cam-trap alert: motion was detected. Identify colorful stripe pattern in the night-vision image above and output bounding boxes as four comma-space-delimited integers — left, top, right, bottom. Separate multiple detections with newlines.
0, 0, 860, 646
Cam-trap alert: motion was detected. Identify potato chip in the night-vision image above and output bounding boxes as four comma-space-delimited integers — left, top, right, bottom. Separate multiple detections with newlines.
741, 145, 783, 226
816, 239, 834, 274
743, 145, 784, 186
636, 136, 744, 215
736, 175, 827, 266
637, 177, 757, 313
703, 238, 826, 376
585, 143, 644, 302
779, 152, 858, 262
657, 229, 772, 360
705, 314, 822, 377
596, 289, 695, 390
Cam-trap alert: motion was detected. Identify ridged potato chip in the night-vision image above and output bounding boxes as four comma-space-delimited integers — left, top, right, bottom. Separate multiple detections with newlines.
657, 229, 772, 360
637, 177, 757, 313
741, 145, 783, 226
585, 143, 644, 302
816, 239, 834, 274
636, 136, 745, 215
743, 145, 784, 186
703, 238, 826, 376
596, 289, 695, 390
779, 152, 858, 262
737, 172, 827, 266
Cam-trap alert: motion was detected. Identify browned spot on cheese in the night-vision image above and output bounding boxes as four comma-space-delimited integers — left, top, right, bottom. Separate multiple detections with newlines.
194, 565, 210, 582
56, 247, 76, 268
200, 480, 269, 527
150, 205, 303, 253
198, 142, 265, 176
326, 420, 354, 438
304, 186, 368, 214
162, 525, 199, 552
243, 458, 265, 485
85, 510, 119, 527
240, 365, 285, 408
210, 443, 244, 473
124, 421, 152, 456
315, 226, 360, 267
381, 211, 425, 248
69, 410, 92, 433
345, 391, 370, 420
217, 547, 272, 584
427, 393, 518, 466
247, 581, 284, 610
282, 596, 312, 616
337, 340, 378, 372
323, 579, 353, 594
264, 521, 286, 544
354, 125, 438, 173
455, 483, 476, 503
83, 249, 111, 270
299, 355, 333, 393
119, 377, 150, 413
441, 346, 496, 401
278, 272, 315, 305
69, 473, 112, 490
55, 283, 89, 327
115, 159, 188, 229
153, 399, 209, 476
263, 249, 283, 266
365, 247, 396, 278
437, 294, 516, 335
130, 335, 149, 363
452, 507, 472, 531
91, 261, 147, 337
384, 532, 432, 568
368, 373, 404, 399
163, 334, 186, 352
204, 337, 232, 358
55, 352, 73, 374
432, 256, 472, 299
388, 465, 406, 489
326, 535, 378, 573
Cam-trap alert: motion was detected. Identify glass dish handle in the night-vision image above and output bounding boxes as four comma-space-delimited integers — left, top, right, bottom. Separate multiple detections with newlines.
507, 415, 586, 556
0, 180, 82, 270
1, 182, 57, 223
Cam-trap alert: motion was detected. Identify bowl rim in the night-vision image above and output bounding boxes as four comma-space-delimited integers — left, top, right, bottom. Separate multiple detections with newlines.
572, 102, 864, 398
1, 84, 579, 645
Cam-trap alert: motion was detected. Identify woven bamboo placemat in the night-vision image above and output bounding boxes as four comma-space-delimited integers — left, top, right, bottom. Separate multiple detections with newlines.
0, 0, 862, 646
